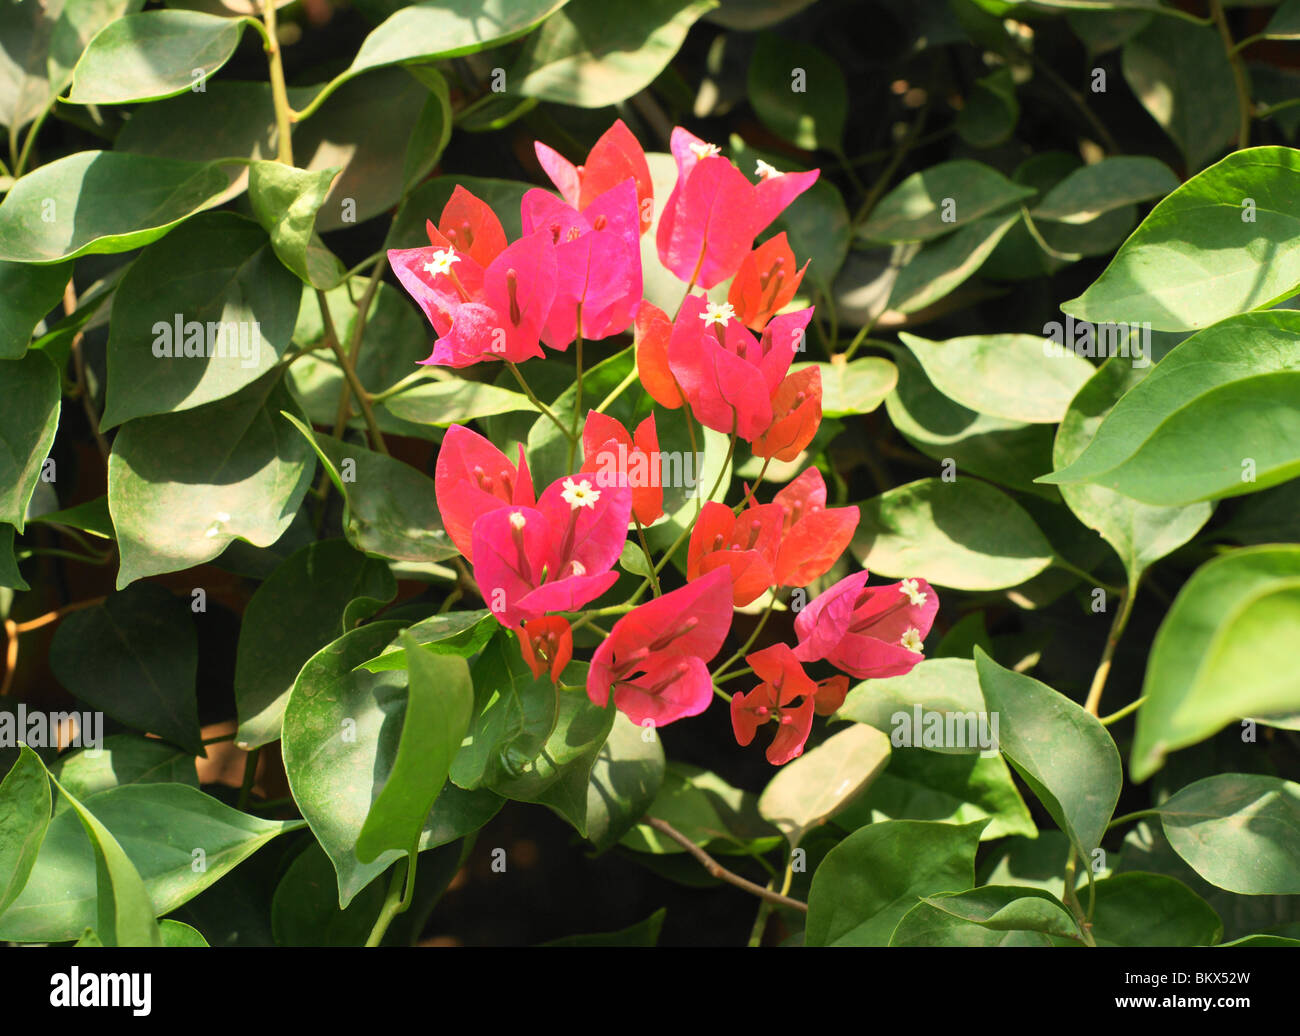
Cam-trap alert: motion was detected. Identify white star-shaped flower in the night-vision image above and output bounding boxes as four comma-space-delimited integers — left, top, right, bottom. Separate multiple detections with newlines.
423, 249, 459, 278
900, 627, 924, 654
509, 511, 527, 530
899, 578, 927, 607
561, 477, 601, 510
754, 159, 780, 181
689, 141, 721, 160
699, 301, 736, 328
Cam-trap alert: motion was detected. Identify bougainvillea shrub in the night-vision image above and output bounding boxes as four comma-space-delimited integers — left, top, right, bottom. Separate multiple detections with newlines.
1, 0, 1299, 951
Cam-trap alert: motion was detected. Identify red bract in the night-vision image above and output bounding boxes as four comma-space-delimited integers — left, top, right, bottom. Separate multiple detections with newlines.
656, 128, 819, 289
793, 571, 939, 680
521, 179, 642, 349
666, 295, 812, 441
752, 365, 822, 462
518, 616, 573, 682
535, 119, 655, 234
587, 567, 733, 726
731, 643, 818, 764
581, 411, 663, 527
771, 467, 859, 586
388, 191, 558, 368
435, 424, 535, 562
634, 301, 684, 410
728, 232, 808, 331
813, 674, 849, 716
471, 474, 631, 629
687, 500, 782, 606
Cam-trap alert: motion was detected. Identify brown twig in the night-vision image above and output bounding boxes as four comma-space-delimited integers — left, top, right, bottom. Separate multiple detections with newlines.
642, 816, 808, 913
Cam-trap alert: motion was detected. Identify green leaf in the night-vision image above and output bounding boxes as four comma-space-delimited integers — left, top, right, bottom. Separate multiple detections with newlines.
1121, 18, 1236, 172
974, 648, 1121, 858
584, 712, 665, 852
1153, 774, 1300, 895
0, 260, 71, 359
450, 630, 559, 791
858, 160, 1035, 243
115, 80, 277, 206
0, 746, 50, 918
50, 735, 198, 811
0, 524, 29, 590
805, 819, 986, 946
1052, 356, 1212, 588
888, 214, 1019, 315
356, 635, 473, 863
543, 908, 667, 946
890, 886, 1080, 946
294, 67, 451, 233
898, 331, 1095, 423
382, 380, 537, 427
282, 413, 459, 563
488, 676, 616, 837
620, 762, 782, 856
883, 349, 1054, 495
758, 723, 891, 846
271, 840, 385, 947
234, 539, 397, 750
1264, 0, 1300, 39
345, 0, 568, 84
159, 918, 209, 946
356, 611, 497, 673
1032, 156, 1179, 223
29, 495, 113, 540
0, 0, 142, 132
791, 357, 896, 417
48, 773, 162, 947
101, 212, 302, 427
954, 67, 1019, 149
852, 478, 1055, 591
109, 371, 314, 586
0, 351, 59, 532
247, 161, 345, 289
747, 32, 846, 150
835, 747, 1036, 841
511, 0, 716, 108
1131, 546, 1300, 779
0, 783, 300, 943
1091, 872, 1223, 946
49, 585, 202, 754
1062, 148, 1300, 331
1040, 312, 1300, 506
0, 151, 230, 263
68, 10, 247, 104
282, 622, 502, 906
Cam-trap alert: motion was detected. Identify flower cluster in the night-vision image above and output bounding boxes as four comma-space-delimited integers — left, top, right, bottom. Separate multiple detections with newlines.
402, 120, 939, 764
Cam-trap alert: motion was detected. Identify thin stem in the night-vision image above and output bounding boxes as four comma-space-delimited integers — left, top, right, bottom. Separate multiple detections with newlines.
1029, 51, 1120, 154
634, 517, 661, 597
11, 597, 106, 634
1106, 808, 1158, 832
318, 290, 389, 455
261, 0, 295, 165
713, 593, 777, 678
1084, 582, 1136, 716
64, 280, 110, 466
853, 103, 928, 228
1, 620, 18, 697
704, 434, 738, 505
202, 732, 237, 746
365, 855, 410, 947
1210, 0, 1253, 149
506, 362, 574, 443
1061, 850, 1096, 946
735, 458, 772, 512
13, 103, 53, 179
1053, 557, 1124, 595
712, 666, 753, 685
643, 816, 807, 913
568, 313, 584, 470
1100, 695, 1147, 727
712, 684, 732, 704
594, 368, 637, 414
